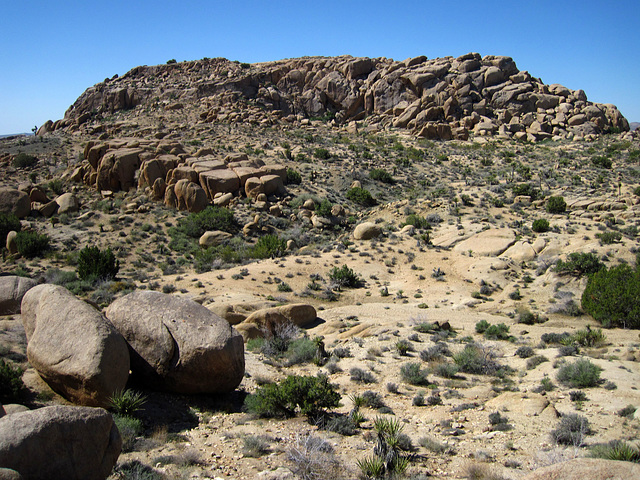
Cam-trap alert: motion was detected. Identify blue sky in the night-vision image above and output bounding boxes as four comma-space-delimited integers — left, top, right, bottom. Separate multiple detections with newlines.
1, 0, 638, 134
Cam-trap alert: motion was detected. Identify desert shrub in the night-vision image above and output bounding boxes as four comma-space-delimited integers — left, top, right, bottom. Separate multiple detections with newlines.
324, 415, 358, 436
556, 358, 602, 388
596, 230, 622, 245
420, 343, 450, 361
315, 199, 333, 217
582, 263, 640, 328
395, 339, 412, 356
329, 264, 363, 288
635, 186, 640, 196
284, 337, 318, 366
403, 214, 430, 230
369, 168, 394, 184
77, 245, 119, 281
361, 391, 386, 409
0, 212, 21, 246
546, 196, 567, 214
12, 153, 38, 168
419, 436, 449, 454
515, 346, 535, 358
554, 252, 604, 277
242, 435, 271, 457
400, 362, 430, 386
313, 148, 330, 159
287, 433, 341, 480
475, 320, 490, 334
453, 344, 505, 376
346, 187, 376, 207
526, 355, 549, 370
541, 332, 572, 345
286, 168, 302, 185
350, 367, 377, 384
567, 328, 607, 347
540, 377, 555, 391
252, 234, 286, 259
589, 441, 640, 463
617, 405, 637, 418
512, 183, 539, 200
414, 322, 437, 333
531, 218, 550, 233
48, 179, 64, 195
412, 393, 425, 406
434, 362, 459, 379
592, 155, 612, 169
550, 413, 592, 446
0, 359, 24, 403
108, 389, 147, 417
558, 345, 579, 357
488, 412, 512, 431
15, 231, 50, 258
170, 206, 236, 250
113, 414, 143, 452
569, 390, 588, 402
244, 374, 340, 419
517, 309, 542, 325
483, 323, 512, 341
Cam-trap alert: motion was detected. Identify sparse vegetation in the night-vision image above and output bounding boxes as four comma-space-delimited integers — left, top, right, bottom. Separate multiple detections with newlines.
77, 245, 119, 281
556, 358, 602, 388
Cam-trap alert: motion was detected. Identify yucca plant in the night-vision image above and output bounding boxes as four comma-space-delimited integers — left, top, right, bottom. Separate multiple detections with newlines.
108, 389, 148, 417
357, 455, 385, 479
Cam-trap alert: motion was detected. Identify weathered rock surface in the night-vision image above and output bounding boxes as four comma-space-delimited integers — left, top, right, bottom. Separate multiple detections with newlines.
20, 285, 130, 406
522, 458, 640, 480
241, 304, 317, 336
0, 276, 38, 315
0, 405, 121, 480
0, 189, 30, 219
353, 222, 382, 240
105, 291, 244, 394
452, 228, 516, 256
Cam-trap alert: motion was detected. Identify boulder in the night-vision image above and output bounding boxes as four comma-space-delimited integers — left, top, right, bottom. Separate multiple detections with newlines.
499, 241, 537, 262
0, 405, 121, 480
0, 189, 30, 219
353, 222, 382, 240
5, 231, 18, 255
242, 304, 317, 334
452, 228, 516, 256
0, 468, 21, 480
96, 148, 142, 191
199, 169, 240, 200
245, 176, 264, 198
0, 276, 38, 315
21, 285, 130, 406
105, 291, 244, 394
522, 458, 640, 480
261, 174, 285, 196
199, 230, 233, 248
173, 179, 208, 212
55, 193, 79, 214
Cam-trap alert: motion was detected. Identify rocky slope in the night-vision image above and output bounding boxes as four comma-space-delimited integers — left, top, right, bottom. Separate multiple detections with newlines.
40, 53, 629, 142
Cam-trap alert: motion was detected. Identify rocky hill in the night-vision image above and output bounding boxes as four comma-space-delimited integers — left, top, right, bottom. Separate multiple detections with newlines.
41, 53, 629, 142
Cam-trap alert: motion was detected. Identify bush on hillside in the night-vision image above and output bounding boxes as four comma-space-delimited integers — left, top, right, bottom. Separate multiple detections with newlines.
346, 187, 376, 207
15, 231, 50, 258
77, 245, 119, 281
553, 252, 604, 277
556, 358, 602, 388
369, 168, 394, 184
12, 153, 38, 168
581, 263, 640, 328
546, 196, 567, 214
532, 218, 550, 233
252, 234, 286, 259
0, 212, 21, 246
0, 359, 25, 403
329, 264, 363, 288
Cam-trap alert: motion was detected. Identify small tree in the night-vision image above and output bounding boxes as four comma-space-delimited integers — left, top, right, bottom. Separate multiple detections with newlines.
546, 196, 567, 214
582, 264, 640, 328
77, 245, 119, 281
532, 218, 550, 233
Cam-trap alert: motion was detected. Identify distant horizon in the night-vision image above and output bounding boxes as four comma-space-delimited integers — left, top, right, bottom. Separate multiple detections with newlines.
1, 1, 639, 134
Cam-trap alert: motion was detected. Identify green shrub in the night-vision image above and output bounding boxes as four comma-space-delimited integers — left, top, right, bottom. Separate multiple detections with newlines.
284, 337, 318, 366
252, 234, 286, 259
488, 412, 512, 431
314, 148, 330, 159
434, 362, 459, 379
566, 328, 607, 347
77, 245, 119, 280
526, 355, 548, 370
453, 344, 505, 376
592, 155, 612, 169
556, 358, 602, 388
515, 346, 535, 358
532, 218, 550, 233
596, 231, 622, 245
346, 187, 376, 207
329, 264, 363, 288
512, 183, 539, 200
475, 320, 490, 333
483, 323, 512, 341
12, 153, 38, 168
108, 389, 147, 416
554, 252, 604, 277
402, 214, 430, 230
172, 206, 236, 240
0, 212, 21, 246
315, 199, 333, 217
15, 231, 50, 258
113, 414, 143, 452
350, 367, 377, 384
617, 405, 637, 418
0, 359, 24, 403
244, 374, 340, 419
581, 264, 640, 328
286, 168, 302, 185
550, 413, 592, 446
634, 186, 640, 196
589, 441, 640, 463
399, 362, 430, 386
48, 179, 64, 195
546, 196, 567, 214
369, 168, 394, 184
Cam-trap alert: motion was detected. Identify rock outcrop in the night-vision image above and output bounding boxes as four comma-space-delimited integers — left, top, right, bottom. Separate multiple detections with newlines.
53, 54, 628, 142
0, 276, 38, 315
0, 405, 121, 480
105, 291, 245, 394
20, 285, 130, 406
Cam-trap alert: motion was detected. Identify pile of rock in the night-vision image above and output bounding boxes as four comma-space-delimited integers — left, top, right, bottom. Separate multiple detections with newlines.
50, 53, 629, 142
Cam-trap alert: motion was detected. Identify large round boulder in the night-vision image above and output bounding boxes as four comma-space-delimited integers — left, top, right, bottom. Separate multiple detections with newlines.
0, 276, 38, 315
105, 291, 244, 394
0, 405, 121, 480
353, 222, 382, 240
0, 189, 30, 219
20, 285, 130, 407
241, 303, 317, 337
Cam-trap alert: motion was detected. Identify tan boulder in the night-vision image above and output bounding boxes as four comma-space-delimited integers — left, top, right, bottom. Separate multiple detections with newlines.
499, 241, 537, 262
6, 231, 18, 255
0, 276, 38, 315
199, 230, 233, 248
173, 179, 208, 212
21, 285, 130, 407
167, 165, 199, 185
242, 304, 317, 334
105, 291, 244, 394
353, 222, 382, 240
452, 228, 516, 256
152, 177, 166, 200
55, 193, 79, 214
96, 148, 142, 191
245, 176, 264, 198
199, 169, 240, 199
214, 192, 234, 206
261, 174, 285, 196
0, 189, 30, 219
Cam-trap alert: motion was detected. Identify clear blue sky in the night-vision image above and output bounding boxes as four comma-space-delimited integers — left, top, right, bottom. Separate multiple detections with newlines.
1, 0, 638, 134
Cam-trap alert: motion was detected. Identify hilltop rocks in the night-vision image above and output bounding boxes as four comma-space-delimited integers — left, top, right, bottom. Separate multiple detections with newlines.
105, 291, 244, 394
0, 405, 121, 480
20, 285, 130, 407
0, 276, 38, 315
54, 54, 628, 142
